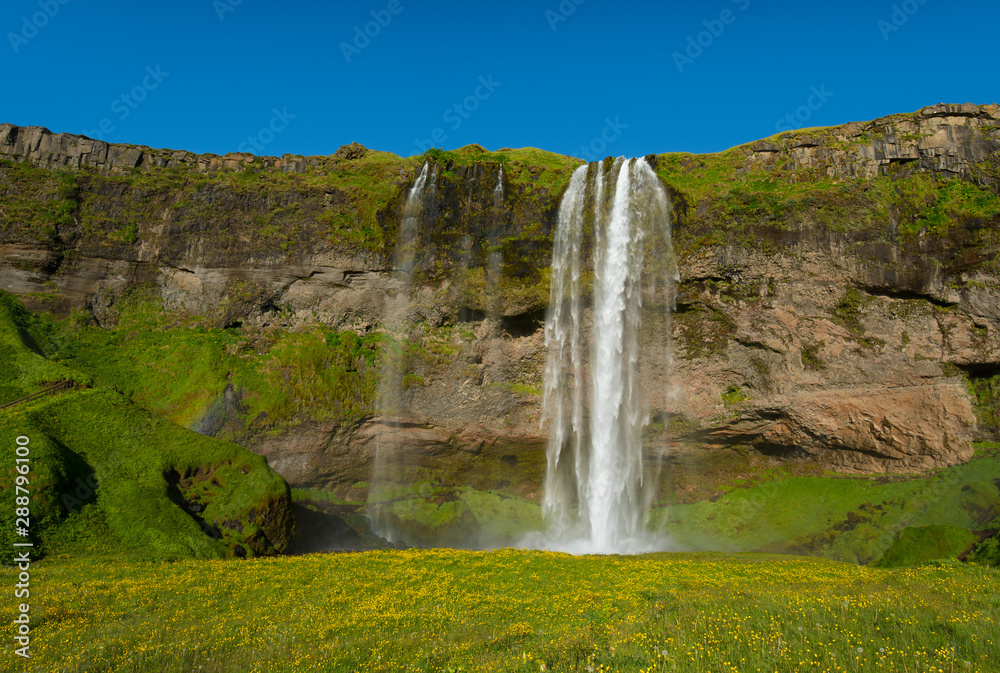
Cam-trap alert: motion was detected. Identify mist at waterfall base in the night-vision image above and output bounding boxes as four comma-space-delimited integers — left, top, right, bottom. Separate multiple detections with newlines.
366, 158, 680, 554
521, 157, 679, 555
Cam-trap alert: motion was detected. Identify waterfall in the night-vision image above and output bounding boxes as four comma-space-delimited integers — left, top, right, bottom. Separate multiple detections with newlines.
487, 164, 505, 286
368, 160, 432, 542
534, 157, 676, 554
399, 161, 430, 275
493, 164, 504, 204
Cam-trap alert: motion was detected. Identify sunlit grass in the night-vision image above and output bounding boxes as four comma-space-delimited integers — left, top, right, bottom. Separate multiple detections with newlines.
2, 550, 997, 672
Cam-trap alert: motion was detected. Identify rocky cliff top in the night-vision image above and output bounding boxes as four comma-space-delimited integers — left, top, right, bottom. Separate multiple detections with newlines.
0, 123, 334, 174
3, 102, 997, 181
745, 103, 1000, 181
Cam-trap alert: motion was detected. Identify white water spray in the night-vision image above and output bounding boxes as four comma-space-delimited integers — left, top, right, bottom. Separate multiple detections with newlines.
532, 157, 676, 554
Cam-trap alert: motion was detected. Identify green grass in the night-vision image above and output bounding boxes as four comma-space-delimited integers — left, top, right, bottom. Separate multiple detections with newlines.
291, 487, 356, 505
895, 176, 1000, 234
800, 341, 826, 371
968, 535, 1000, 566
967, 372, 1000, 436
0, 141, 581, 270
420, 145, 582, 192
459, 488, 543, 542
0, 389, 293, 562
0, 292, 294, 563
369, 482, 543, 547
0, 292, 89, 404
356, 445, 1000, 562
721, 384, 749, 406
362, 453, 1000, 564
42, 286, 383, 435
876, 525, 979, 568
656, 455, 1000, 565
656, 143, 1000, 260
2, 550, 997, 672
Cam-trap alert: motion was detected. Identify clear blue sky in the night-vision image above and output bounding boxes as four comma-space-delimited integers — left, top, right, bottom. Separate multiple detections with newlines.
2, 0, 996, 160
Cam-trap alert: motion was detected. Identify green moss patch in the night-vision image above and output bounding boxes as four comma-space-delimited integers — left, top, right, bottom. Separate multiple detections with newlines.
42, 287, 382, 436
875, 525, 979, 567
656, 454, 1000, 565
0, 292, 89, 404
0, 292, 294, 563
0, 390, 293, 562
369, 482, 542, 547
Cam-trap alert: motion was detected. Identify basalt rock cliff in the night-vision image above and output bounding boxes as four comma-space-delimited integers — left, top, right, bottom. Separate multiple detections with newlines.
2, 103, 1000, 508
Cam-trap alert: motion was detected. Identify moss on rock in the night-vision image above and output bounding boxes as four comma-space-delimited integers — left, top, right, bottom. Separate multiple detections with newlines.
875, 525, 979, 567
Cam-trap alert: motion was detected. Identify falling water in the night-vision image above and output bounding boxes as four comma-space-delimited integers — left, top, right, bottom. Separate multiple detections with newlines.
398, 161, 430, 275
533, 157, 676, 554
486, 164, 505, 290
494, 164, 504, 204
368, 161, 432, 541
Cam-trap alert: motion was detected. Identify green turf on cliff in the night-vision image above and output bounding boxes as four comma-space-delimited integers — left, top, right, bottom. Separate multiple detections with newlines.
0, 291, 294, 564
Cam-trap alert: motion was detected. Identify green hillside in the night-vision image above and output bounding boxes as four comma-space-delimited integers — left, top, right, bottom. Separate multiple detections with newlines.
0, 291, 294, 563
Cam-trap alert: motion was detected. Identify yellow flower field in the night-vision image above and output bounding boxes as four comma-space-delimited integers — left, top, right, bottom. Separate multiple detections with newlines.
1, 550, 998, 672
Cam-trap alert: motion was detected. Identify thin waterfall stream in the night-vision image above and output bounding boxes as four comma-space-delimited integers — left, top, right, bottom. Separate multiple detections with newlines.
368, 160, 432, 542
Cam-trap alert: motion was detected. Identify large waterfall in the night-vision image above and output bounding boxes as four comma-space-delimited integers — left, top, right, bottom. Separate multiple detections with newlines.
368, 157, 673, 551
534, 157, 676, 554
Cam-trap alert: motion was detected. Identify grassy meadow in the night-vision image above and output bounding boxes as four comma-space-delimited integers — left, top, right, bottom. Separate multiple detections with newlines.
3, 123, 1000, 672
2, 549, 998, 673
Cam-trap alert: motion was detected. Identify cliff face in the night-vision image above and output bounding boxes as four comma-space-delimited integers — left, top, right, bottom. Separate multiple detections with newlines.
747, 103, 1000, 179
659, 103, 1000, 478
1, 104, 999, 503
0, 122, 318, 174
